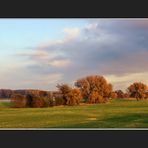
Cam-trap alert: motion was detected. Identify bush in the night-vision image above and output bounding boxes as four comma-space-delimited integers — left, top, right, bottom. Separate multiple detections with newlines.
110, 92, 117, 99
54, 97, 65, 106
25, 94, 50, 108
32, 97, 44, 108
31, 96, 50, 108
11, 94, 27, 108
11, 93, 52, 108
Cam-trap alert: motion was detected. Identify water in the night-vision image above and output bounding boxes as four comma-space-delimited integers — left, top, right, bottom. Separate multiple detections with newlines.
0, 99, 10, 102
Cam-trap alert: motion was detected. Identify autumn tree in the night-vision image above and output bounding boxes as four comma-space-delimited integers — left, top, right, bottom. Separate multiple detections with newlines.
75, 75, 113, 103
88, 91, 104, 103
115, 90, 125, 98
110, 91, 118, 99
127, 82, 148, 101
124, 92, 129, 98
56, 84, 71, 105
67, 88, 82, 105
56, 84, 82, 106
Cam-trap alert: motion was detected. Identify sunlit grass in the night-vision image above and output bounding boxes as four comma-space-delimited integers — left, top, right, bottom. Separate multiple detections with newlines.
0, 99, 148, 128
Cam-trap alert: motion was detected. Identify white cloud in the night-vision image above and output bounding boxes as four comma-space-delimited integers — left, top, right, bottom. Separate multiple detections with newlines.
48, 59, 71, 67
63, 28, 80, 37
105, 72, 148, 91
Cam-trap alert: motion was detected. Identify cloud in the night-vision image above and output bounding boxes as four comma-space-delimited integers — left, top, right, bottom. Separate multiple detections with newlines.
0, 65, 63, 90
48, 59, 71, 67
15, 19, 148, 90
63, 27, 80, 41
105, 72, 148, 91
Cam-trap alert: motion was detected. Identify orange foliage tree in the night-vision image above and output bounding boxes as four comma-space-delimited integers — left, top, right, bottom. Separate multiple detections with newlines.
75, 75, 113, 103
56, 84, 82, 105
127, 82, 148, 101
67, 88, 82, 105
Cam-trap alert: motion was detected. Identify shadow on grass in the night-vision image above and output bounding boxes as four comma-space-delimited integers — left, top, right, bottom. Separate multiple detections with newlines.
54, 113, 148, 128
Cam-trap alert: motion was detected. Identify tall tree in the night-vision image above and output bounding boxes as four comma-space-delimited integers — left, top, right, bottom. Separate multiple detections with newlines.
56, 84, 71, 104
75, 75, 112, 103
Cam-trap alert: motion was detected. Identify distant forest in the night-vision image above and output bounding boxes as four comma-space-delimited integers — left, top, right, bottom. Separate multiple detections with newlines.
0, 89, 52, 98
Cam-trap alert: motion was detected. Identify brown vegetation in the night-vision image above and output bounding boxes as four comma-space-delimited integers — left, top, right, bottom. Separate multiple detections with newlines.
11, 94, 27, 108
56, 84, 82, 105
75, 75, 112, 103
127, 82, 148, 101
8, 75, 148, 108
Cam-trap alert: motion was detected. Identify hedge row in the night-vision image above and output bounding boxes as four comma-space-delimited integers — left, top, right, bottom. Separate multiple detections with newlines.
10, 94, 66, 108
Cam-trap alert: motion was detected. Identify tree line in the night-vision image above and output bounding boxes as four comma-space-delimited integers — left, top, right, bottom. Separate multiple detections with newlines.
8, 75, 148, 108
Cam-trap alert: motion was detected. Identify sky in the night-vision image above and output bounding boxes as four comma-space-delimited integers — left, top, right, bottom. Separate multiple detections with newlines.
0, 18, 148, 91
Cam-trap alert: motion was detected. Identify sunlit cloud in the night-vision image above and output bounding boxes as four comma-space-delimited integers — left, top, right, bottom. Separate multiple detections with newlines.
1, 19, 148, 90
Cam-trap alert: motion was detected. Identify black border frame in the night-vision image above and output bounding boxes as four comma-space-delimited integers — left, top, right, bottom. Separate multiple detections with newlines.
0, 0, 148, 18
0, 1, 148, 147
0, 130, 148, 147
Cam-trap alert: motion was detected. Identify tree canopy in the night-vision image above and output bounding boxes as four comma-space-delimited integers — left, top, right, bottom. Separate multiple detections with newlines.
75, 75, 113, 103
127, 82, 147, 100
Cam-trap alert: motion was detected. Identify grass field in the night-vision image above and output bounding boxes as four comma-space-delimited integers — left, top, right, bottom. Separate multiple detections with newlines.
0, 99, 148, 128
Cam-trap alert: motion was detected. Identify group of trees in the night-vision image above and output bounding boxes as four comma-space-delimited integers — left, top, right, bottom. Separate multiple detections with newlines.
0, 89, 13, 98
11, 75, 113, 108
113, 90, 128, 99
110, 82, 148, 101
0, 89, 51, 99
11, 94, 53, 108
10, 75, 148, 108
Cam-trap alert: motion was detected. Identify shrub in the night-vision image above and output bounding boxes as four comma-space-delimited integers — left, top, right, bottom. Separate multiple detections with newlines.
11, 94, 27, 108
54, 97, 65, 106
31, 96, 50, 108
110, 92, 118, 99
115, 90, 125, 99
32, 97, 44, 108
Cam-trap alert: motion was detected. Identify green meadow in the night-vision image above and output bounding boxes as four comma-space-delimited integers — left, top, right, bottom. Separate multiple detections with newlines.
0, 99, 148, 128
